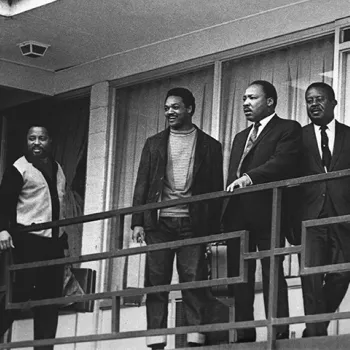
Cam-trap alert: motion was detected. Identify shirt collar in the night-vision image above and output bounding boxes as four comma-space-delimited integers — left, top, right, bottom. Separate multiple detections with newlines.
257, 112, 275, 128
313, 118, 336, 134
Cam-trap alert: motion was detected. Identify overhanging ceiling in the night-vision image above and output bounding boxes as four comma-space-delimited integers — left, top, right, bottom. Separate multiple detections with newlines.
0, 0, 308, 72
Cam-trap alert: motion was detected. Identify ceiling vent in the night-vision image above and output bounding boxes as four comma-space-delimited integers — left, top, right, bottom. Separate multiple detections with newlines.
18, 40, 50, 58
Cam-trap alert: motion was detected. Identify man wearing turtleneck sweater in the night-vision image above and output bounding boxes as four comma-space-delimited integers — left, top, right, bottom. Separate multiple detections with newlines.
0, 125, 66, 350
131, 87, 223, 349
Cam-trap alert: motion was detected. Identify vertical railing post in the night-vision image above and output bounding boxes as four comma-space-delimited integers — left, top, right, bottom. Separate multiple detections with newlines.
111, 213, 124, 333
5, 249, 13, 309
266, 188, 282, 349
1, 250, 13, 345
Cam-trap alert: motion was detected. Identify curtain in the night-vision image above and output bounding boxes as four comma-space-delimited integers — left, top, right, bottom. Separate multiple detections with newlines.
220, 36, 334, 278
111, 66, 214, 289
51, 98, 89, 257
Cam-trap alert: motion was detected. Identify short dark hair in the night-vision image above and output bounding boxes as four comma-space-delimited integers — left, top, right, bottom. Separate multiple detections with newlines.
27, 123, 52, 139
250, 80, 278, 107
165, 87, 196, 115
305, 82, 335, 101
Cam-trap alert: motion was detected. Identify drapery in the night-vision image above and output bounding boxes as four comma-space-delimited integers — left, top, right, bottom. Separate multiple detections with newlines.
111, 67, 214, 289
220, 36, 334, 277
51, 98, 89, 257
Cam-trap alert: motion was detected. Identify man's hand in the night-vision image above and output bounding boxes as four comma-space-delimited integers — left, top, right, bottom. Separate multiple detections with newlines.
132, 226, 145, 243
0, 230, 14, 251
226, 174, 252, 192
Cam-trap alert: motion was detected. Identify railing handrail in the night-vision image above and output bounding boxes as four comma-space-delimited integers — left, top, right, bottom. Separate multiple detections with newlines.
8, 231, 243, 270
12, 169, 350, 233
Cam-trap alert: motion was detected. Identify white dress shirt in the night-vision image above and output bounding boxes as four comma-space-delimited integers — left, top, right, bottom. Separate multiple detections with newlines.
244, 113, 275, 149
313, 118, 335, 172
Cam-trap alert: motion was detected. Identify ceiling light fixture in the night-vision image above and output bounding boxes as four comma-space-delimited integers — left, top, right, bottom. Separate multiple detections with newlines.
18, 40, 50, 58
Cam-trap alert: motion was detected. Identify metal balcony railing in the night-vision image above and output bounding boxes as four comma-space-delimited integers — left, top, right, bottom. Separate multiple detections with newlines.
2, 169, 350, 349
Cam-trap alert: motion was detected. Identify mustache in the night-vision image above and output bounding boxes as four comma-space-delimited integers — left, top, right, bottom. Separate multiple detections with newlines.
310, 107, 322, 112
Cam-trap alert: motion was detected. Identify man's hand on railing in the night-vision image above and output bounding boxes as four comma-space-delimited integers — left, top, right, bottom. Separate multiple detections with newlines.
226, 174, 252, 191
0, 230, 14, 250
132, 226, 145, 243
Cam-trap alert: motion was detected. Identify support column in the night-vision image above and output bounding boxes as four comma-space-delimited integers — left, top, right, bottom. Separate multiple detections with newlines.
76, 81, 112, 349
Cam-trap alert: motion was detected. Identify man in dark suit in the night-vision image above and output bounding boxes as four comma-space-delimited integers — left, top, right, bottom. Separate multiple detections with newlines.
131, 87, 223, 349
299, 82, 350, 337
223, 80, 302, 342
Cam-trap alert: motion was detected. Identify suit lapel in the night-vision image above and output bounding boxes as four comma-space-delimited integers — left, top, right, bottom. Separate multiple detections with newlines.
156, 128, 169, 162
304, 124, 325, 172
226, 127, 251, 185
330, 121, 345, 170
235, 127, 251, 159
193, 128, 208, 179
246, 114, 278, 155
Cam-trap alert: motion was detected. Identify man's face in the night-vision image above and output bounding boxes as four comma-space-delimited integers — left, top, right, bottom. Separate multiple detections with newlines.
305, 87, 337, 126
243, 84, 273, 122
27, 126, 52, 159
164, 95, 192, 131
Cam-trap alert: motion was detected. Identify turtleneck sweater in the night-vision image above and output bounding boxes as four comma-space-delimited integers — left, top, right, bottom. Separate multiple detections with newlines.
160, 127, 197, 217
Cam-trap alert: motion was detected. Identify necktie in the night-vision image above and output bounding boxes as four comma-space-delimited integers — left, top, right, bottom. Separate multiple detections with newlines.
320, 125, 331, 171
237, 122, 261, 177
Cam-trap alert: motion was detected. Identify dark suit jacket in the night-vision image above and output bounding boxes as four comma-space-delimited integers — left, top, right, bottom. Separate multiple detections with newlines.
299, 121, 350, 253
131, 125, 223, 237
223, 115, 302, 235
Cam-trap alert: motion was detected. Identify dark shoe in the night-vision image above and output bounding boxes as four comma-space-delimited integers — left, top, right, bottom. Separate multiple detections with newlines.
151, 344, 165, 350
276, 331, 289, 340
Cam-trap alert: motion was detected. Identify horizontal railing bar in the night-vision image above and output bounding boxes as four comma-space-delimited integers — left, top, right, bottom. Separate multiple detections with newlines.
8, 234, 301, 271
304, 213, 350, 227
244, 246, 301, 260
0, 319, 269, 349
13, 169, 350, 233
9, 231, 244, 270
273, 311, 350, 326
301, 261, 350, 275
7, 276, 245, 310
